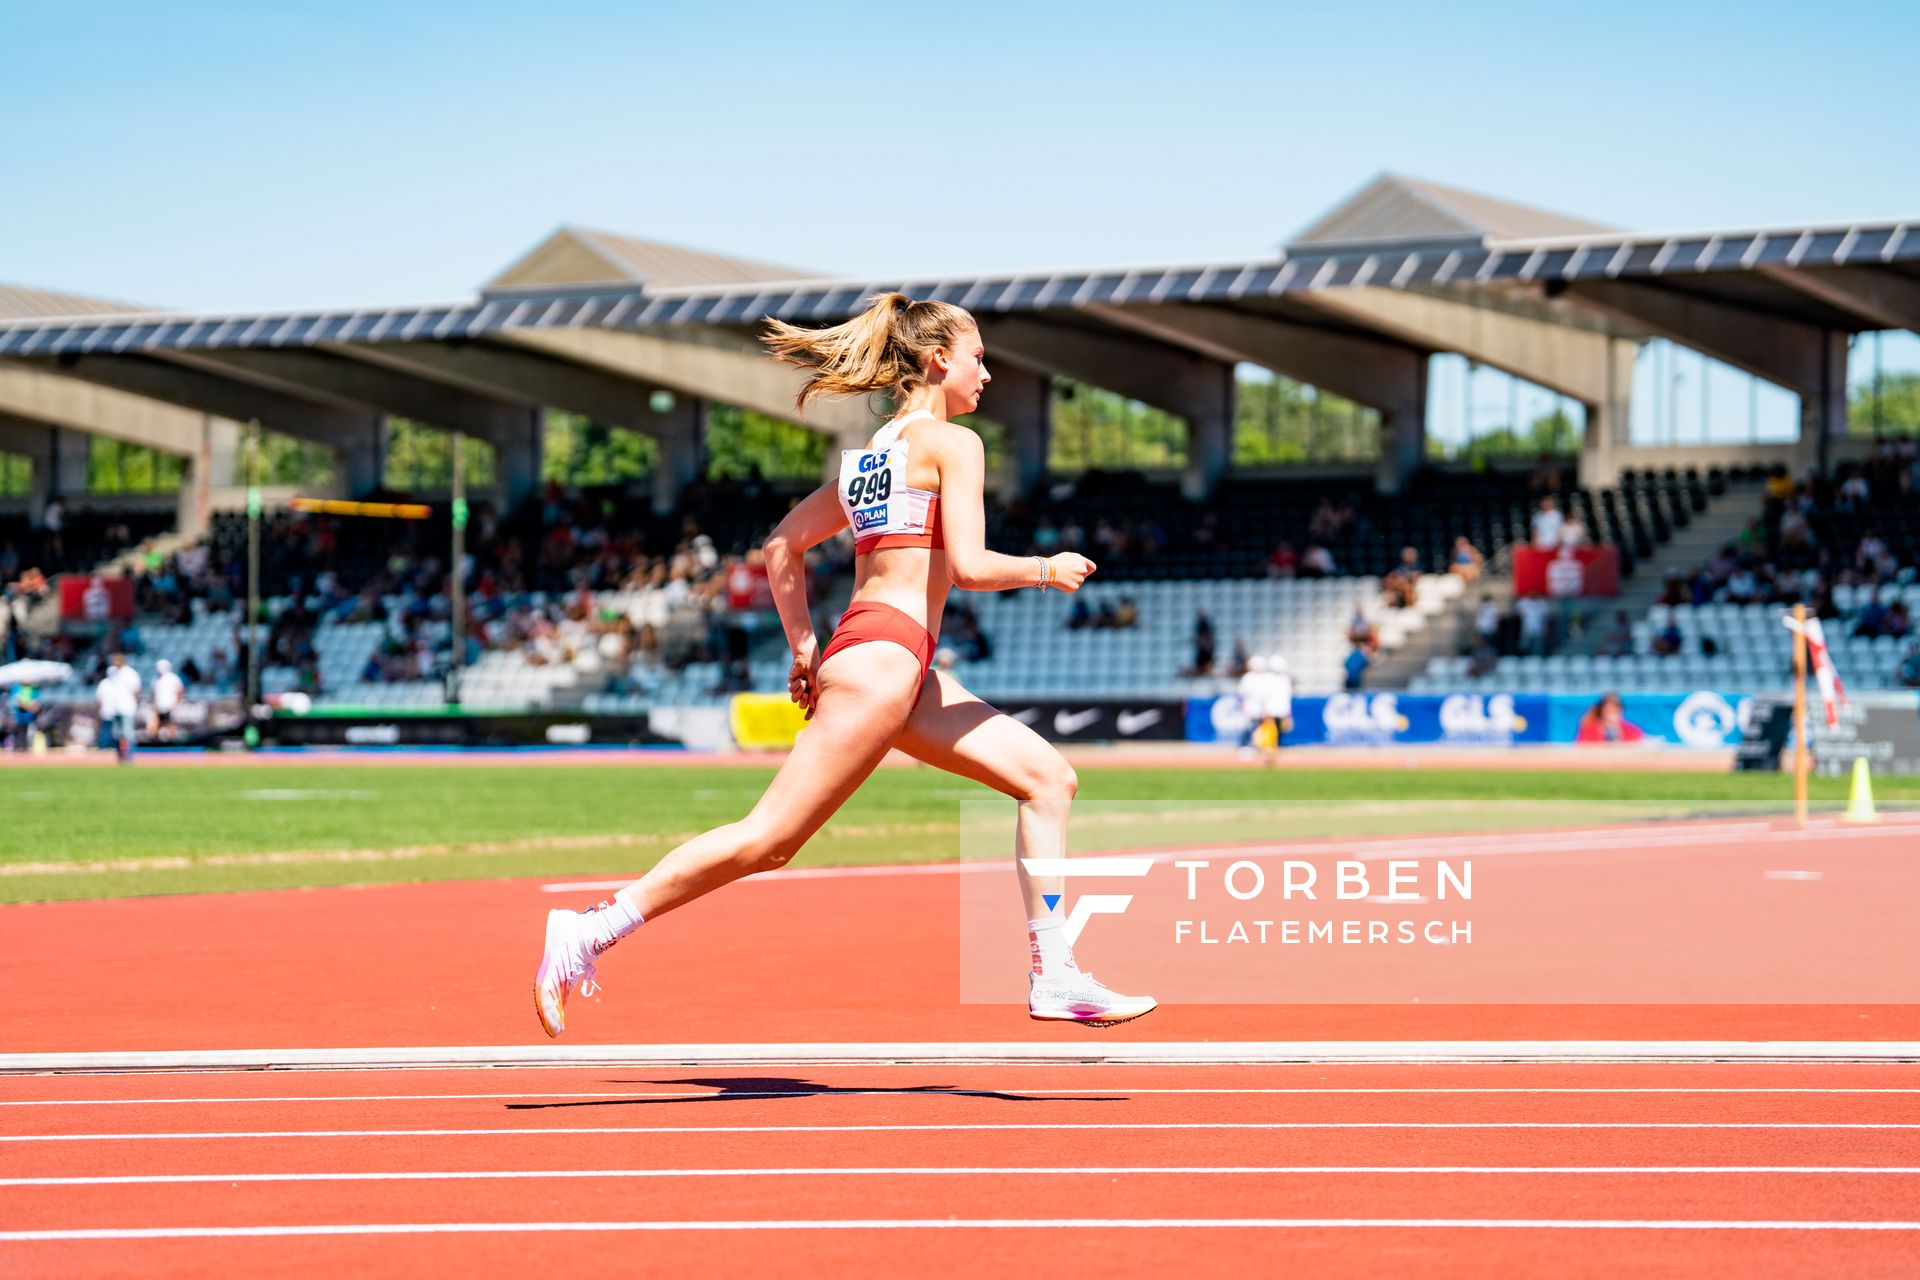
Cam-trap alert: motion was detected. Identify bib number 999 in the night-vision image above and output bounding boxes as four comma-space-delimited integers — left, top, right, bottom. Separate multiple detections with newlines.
847, 470, 893, 506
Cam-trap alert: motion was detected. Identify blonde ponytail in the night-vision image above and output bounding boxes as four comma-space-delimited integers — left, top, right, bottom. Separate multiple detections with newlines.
761, 292, 975, 413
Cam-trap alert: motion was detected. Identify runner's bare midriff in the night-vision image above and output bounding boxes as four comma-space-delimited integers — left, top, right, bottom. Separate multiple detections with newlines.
847, 416, 946, 638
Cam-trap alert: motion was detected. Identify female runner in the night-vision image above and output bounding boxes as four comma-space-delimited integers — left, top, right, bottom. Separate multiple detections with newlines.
535, 292, 1155, 1033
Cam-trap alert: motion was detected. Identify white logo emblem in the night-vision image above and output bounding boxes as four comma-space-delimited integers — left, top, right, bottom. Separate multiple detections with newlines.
1012, 707, 1043, 727
1674, 690, 1738, 749
1115, 709, 1162, 736
1018, 856, 1154, 944
1054, 708, 1103, 736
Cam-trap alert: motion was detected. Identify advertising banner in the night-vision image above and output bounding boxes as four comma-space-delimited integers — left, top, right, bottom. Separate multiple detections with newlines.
1809, 693, 1920, 776
729, 692, 810, 750
1186, 690, 1758, 749
57, 574, 136, 624
997, 700, 1187, 743
1187, 692, 1551, 746
1512, 545, 1621, 598
264, 710, 673, 748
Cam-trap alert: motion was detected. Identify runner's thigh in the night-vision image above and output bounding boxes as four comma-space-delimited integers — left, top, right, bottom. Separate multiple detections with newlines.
891, 670, 1074, 800
742, 640, 926, 848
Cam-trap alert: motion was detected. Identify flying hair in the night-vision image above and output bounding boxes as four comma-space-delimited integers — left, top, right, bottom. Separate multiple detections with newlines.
760, 292, 976, 413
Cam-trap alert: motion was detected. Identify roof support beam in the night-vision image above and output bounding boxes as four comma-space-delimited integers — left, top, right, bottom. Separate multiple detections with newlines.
347, 341, 715, 513
1284, 287, 1639, 487
1560, 278, 1850, 475
178, 349, 534, 446
353, 341, 675, 433
980, 314, 1237, 498
1559, 279, 1826, 391
31, 353, 388, 496
500, 327, 874, 438
171, 348, 555, 504
1762, 266, 1920, 334
0, 364, 204, 457
1076, 304, 1428, 494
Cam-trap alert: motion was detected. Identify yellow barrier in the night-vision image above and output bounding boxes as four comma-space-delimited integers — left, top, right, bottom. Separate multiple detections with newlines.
729, 692, 809, 750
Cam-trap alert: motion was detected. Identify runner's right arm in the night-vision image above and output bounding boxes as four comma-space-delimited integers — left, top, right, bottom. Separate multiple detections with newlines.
937, 429, 1094, 592
763, 482, 848, 653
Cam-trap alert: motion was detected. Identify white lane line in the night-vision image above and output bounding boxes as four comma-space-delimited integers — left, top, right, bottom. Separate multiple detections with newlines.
7, 1166, 1920, 1187
538, 813, 1920, 892
8, 1218, 1920, 1240
8, 1041, 1917, 1072
7, 1087, 1920, 1107
9, 1122, 1920, 1142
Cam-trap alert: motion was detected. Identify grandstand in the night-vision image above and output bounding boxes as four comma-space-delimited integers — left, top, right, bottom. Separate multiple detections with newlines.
3, 173, 1917, 749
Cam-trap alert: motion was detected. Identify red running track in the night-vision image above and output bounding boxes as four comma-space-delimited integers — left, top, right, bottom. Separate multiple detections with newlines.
4, 1063, 1920, 1277
2, 817, 1918, 1275
4, 818, 1920, 1047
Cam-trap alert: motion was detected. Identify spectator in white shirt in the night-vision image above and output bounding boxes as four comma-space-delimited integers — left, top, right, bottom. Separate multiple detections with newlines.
151, 658, 185, 743
96, 653, 139, 764
1531, 496, 1565, 549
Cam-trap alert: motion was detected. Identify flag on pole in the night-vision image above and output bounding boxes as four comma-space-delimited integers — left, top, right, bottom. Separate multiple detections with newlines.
1783, 613, 1848, 727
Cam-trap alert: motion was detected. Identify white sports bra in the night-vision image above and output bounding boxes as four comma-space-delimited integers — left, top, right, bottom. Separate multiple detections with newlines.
839, 409, 944, 556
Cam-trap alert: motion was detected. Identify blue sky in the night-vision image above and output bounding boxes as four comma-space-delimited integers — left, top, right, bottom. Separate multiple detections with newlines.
5, 0, 1916, 313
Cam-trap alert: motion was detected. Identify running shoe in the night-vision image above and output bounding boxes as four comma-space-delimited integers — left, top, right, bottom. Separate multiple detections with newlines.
1029, 969, 1156, 1028
534, 907, 602, 1038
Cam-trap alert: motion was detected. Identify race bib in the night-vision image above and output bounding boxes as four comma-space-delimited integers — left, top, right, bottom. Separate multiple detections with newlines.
839, 442, 914, 537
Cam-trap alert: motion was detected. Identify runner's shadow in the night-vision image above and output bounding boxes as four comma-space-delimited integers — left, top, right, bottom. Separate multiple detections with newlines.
506, 1076, 1126, 1109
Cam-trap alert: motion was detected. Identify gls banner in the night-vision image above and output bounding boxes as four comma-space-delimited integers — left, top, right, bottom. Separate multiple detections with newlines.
1186, 690, 1762, 748
1187, 692, 1551, 746
998, 700, 1187, 742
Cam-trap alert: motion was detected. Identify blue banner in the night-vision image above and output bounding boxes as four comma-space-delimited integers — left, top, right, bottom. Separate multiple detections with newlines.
1186, 690, 1756, 749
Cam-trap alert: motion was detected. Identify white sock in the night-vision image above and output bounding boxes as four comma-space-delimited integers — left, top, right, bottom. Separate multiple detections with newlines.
1027, 917, 1075, 979
585, 890, 646, 953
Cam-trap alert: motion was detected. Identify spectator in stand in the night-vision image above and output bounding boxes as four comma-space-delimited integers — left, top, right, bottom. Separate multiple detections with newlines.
1725, 560, 1762, 605
1559, 510, 1588, 549
1065, 596, 1091, 630
1598, 611, 1634, 658
1474, 595, 1501, 654
1346, 607, 1379, 656
1650, 613, 1684, 658
1516, 594, 1551, 656
1897, 643, 1920, 690
1300, 543, 1335, 578
1308, 499, 1342, 541
1855, 589, 1889, 638
1466, 639, 1499, 679
1111, 595, 1138, 629
1187, 609, 1216, 676
1226, 637, 1251, 679
1530, 495, 1565, 549
1383, 546, 1422, 610
1448, 536, 1483, 584
1343, 643, 1370, 691
40, 497, 65, 563
1886, 602, 1912, 641
1266, 541, 1299, 579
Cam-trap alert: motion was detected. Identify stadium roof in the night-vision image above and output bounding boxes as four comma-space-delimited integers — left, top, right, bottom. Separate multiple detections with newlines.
484, 227, 822, 293
1287, 173, 1616, 250
0, 282, 152, 322
0, 176, 1912, 358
